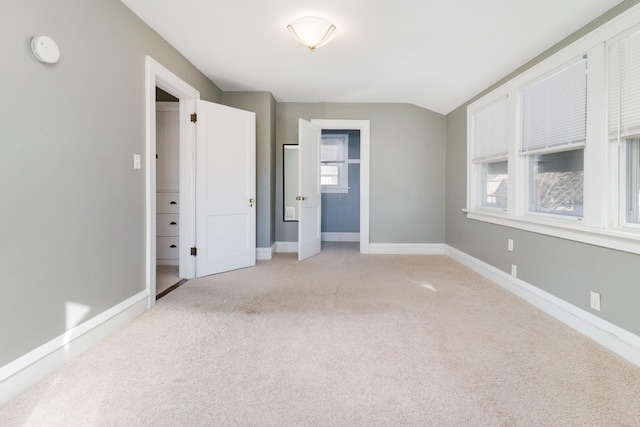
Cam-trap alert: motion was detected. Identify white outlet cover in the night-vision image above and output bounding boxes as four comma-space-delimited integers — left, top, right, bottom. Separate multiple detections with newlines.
590, 291, 601, 311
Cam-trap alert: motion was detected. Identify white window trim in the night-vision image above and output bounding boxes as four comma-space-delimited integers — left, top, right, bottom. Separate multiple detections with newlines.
465, 3, 640, 255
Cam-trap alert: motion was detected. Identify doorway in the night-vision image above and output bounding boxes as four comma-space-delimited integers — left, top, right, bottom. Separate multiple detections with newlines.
312, 119, 370, 254
155, 89, 183, 298
145, 56, 200, 308
320, 129, 361, 243
145, 56, 257, 307
291, 119, 370, 258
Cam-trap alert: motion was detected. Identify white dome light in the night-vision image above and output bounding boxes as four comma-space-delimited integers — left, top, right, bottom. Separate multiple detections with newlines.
287, 16, 336, 51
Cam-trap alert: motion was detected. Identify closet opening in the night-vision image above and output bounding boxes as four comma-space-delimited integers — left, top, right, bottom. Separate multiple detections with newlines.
155, 87, 186, 299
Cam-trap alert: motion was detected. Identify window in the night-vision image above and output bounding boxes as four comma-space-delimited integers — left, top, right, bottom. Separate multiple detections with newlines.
521, 57, 587, 218
609, 27, 640, 227
483, 160, 508, 209
465, 5, 640, 255
321, 134, 348, 193
530, 149, 584, 217
471, 95, 509, 210
626, 139, 640, 223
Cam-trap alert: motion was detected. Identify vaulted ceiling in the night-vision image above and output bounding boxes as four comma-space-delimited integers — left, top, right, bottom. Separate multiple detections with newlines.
121, 0, 623, 115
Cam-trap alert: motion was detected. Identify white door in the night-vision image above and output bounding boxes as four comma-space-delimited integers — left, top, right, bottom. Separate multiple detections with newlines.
195, 100, 256, 277
298, 119, 322, 260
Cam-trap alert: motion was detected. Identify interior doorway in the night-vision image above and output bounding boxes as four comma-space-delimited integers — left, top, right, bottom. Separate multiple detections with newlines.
146, 56, 257, 306
311, 119, 370, 254
320, 129, 361, 243
145, 56, 200, 308
155, 89, 184, 298
290, 119, 370, 258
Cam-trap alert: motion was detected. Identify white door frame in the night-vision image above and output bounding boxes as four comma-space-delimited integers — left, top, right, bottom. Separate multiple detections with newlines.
311, 119, 370, 254
145, 56, 200, 307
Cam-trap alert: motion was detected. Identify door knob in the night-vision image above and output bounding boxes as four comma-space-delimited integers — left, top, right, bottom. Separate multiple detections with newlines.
249, 198, 254, 207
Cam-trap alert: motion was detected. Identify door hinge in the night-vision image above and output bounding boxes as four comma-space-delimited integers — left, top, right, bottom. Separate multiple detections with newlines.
190, 113, 197, 123
190, 246, 197, 256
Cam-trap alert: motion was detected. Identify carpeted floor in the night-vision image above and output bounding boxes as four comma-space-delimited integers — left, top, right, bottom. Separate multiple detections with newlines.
1, 242, 639, 426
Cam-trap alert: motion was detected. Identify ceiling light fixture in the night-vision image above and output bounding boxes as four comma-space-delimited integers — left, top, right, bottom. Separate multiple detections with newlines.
287, 16, 336, 51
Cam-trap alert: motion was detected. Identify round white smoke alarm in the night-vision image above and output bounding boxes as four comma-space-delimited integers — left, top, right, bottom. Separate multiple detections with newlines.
31, 36, 60, 64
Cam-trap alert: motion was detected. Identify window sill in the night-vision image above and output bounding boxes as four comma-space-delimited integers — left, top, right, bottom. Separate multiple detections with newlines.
464, 208, 640, 255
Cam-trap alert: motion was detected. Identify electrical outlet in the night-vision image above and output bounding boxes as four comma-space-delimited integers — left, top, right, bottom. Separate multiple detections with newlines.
511, 264, 517, 277
590, 291, 601, 311
133, 153, 141, 170
508, 239, 514, 252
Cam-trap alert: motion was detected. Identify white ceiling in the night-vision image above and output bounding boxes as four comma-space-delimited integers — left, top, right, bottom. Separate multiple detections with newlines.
121, 0, 622, 115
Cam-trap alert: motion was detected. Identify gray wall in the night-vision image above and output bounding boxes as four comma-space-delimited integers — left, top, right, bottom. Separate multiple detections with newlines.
0, 0, 224, 367
321, 130, 360, 233
276, 103, 446, 244
223, 92, 277, 248
445, 0, 640, 336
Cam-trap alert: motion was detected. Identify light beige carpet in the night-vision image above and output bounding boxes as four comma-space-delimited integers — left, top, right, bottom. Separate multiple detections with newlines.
1, 242, 639, 426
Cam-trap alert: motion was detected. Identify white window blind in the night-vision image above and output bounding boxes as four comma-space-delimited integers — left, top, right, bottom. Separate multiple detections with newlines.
609, 29, 640, 140
321, 136, 347, 162
473, 95, 509, 163
521, 57, 587, 154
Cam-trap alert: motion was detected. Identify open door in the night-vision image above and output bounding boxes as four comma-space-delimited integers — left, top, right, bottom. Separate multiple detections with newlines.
298, 119, 322, 260
195, 100, 256, 277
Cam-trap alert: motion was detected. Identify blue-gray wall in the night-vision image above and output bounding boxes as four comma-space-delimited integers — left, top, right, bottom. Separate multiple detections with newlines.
0, 0, 224, 367
445, 0, 640, 336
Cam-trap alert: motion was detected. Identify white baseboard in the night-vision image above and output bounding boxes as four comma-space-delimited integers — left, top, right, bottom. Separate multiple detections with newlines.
368, 243, 445, 255
0, 291, 149, 405
256, 244, 276, 260
444, 245, 640, 368
275, 241, 298, 253
321, 232, 360, 242
276, 241, 445, 255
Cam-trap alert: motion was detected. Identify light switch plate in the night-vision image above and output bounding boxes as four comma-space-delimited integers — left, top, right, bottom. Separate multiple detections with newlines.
590, 291, 601, 311
133, 154, 141, 170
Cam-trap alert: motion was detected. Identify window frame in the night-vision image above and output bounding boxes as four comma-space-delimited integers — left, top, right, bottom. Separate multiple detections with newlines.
320, 133, 349, 194
619, 137, 640, 229
465, 5, 640, 255
468, 93, 511, 213
608, 25, 640, 231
